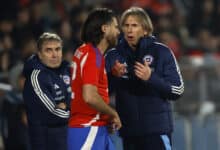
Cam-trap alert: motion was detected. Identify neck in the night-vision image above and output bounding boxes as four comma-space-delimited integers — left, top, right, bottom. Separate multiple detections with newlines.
128, 43, 137, 51
96, 39, 108, 55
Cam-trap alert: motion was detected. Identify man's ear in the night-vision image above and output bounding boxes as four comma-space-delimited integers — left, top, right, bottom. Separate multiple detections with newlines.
144, 30, 148, 36
101, 24, 108, 33
38, 51, 42, 59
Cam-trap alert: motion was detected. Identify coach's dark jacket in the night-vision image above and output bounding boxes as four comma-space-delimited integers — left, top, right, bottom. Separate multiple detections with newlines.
23, 54, 71, 150
23, 54, 71, 126
105, 36, 184, 136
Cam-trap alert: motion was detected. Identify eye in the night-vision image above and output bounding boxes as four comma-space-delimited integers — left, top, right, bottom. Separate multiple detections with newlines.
56, 47, 61, 52
45, 48, 52, 52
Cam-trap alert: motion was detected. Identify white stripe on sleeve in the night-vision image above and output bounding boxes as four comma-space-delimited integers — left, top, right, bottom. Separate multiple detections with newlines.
31, 69, 69, 118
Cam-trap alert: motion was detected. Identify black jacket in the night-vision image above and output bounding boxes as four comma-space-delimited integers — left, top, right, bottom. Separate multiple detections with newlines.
22, 54, 71, 126
105, 36, 184, 136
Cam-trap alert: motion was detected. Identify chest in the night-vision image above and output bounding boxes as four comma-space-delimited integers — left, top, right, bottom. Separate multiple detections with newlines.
49, 73, 71, 101
120, 48, 164, 75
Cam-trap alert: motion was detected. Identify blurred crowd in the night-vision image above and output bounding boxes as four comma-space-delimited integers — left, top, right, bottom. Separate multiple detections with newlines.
0, 0, 220, 85
0, 0, 220, 149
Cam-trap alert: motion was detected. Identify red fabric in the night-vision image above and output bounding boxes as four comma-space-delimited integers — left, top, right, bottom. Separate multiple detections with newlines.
69, 43, 109, 127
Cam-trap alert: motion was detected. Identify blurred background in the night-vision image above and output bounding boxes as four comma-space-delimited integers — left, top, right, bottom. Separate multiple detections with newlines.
0, 0, 220, 150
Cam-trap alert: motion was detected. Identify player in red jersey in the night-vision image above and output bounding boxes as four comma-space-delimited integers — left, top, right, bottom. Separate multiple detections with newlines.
68, 8, 121, 150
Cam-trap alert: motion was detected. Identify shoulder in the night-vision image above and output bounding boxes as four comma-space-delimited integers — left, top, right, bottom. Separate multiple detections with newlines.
105, 48, 123, 62
153, 42, 173, 57
153, 42, 178, 65
23, 54, 46, 78
105, 48, 118, 57
61, 60, 70, 68
74, 43, 97, 60
25, 69, 52, 91
30, 69, 50, 81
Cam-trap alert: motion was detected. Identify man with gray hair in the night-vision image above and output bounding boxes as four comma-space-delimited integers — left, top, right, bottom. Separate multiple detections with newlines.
23, 32, 71, 150
105, 7, 184, 150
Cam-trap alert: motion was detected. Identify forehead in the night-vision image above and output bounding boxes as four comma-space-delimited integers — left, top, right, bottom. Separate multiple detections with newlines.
124, 15, 141, 24
42, 40, 61, 47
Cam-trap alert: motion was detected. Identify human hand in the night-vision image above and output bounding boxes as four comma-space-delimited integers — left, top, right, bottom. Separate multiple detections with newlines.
108, 112, 122, 133
56, 102, 67, 110
134, 60, 151, 81
111, 60, 126, 77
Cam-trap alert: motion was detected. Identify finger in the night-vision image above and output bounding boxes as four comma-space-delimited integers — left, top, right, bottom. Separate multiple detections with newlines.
134, 69, 143, 78
116, 122, 122, 130
144, 60, 150, 66
114, 60, 120, 65
134, 64, 145, 73
135, 61, 144, 67
135, 62, 146, 70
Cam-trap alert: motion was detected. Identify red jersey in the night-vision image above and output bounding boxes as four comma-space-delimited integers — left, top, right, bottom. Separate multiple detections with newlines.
69, 43, 110, 127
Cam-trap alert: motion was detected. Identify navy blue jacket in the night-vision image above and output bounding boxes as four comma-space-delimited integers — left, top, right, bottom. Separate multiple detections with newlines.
105, 36, 184, 136
23, 54, 71, 126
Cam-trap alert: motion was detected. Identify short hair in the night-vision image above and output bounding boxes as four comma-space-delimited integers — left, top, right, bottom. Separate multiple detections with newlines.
81, 8, 116, 46
37, 32, 62, 51
121, 7, 153, 36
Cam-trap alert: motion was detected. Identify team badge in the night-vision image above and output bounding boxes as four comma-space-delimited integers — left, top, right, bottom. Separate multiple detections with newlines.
74, 49, 83, 59
54, 84, 60, 89
143, 55, 153, 65
63, 75, 70, 85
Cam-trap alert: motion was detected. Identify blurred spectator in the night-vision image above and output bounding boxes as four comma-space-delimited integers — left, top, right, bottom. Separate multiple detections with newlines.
195, 28, 218, 53
58, 20, 76, 53
158, 30, 182, 59
172, 8, 190, 50
29, 1, 49, 39
1, 74, 30, 150
13, 7, 32, 49
0, 0, 18, 22
188, 0, 216, 36
120, 0, 153, 10
8, 36, 37, 89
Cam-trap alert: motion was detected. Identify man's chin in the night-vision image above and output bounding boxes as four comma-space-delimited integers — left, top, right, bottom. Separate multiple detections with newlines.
108, 42, 118, 49
49, 63, 61, 68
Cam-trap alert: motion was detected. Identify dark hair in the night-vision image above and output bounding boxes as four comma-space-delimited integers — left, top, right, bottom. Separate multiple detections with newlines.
81, 8, 116, 46
37, 32, 62, 51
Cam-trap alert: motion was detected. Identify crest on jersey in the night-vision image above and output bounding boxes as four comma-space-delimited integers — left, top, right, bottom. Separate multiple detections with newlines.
74, 49, 83, 59
63, 75, 70, 85
54, 84, 60, 89
143, 55, 153, 65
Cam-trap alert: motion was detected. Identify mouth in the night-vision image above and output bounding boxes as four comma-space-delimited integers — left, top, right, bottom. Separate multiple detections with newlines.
50, 59, 60, 64
126, 36, 134, 41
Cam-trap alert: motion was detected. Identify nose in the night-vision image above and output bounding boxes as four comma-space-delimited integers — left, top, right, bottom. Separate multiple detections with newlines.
127, 26, 133, 33
117, 28, 120, 35
52, 49, 58, 57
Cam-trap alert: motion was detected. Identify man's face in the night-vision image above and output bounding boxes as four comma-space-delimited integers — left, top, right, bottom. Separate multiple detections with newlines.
38, 40, 62, 68
122, 15, 147, 49
105, 17, 120, 48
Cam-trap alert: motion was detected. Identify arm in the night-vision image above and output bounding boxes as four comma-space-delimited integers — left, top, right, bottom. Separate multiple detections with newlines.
136, 49, 184, 100
80, 50, 121, 130
105, 48, 126, 77
30, 69, 69, 119
82, 84, 121, 130
105, 48, 127, 95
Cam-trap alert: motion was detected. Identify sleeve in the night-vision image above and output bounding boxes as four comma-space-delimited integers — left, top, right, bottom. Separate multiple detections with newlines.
30, 69, 69, 119
63, 63, 72, 109
147, 49, 184, 100
105, 48, 122, 94
105, 48, 119, 73
81, 52, 99, 86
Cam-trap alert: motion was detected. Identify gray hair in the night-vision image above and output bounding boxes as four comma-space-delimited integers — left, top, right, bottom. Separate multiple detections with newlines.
37, 32, 63, 50
121, 7, 153, 36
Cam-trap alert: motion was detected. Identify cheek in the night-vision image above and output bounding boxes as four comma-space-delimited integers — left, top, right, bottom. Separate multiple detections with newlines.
135, 30, 145, 39
57, 51, 62, 58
